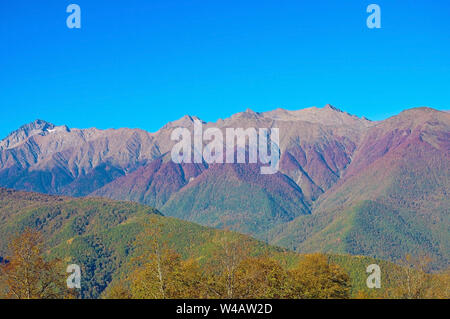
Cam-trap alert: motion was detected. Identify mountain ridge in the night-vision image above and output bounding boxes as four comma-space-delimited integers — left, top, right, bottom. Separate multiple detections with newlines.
0, 105, 448, 268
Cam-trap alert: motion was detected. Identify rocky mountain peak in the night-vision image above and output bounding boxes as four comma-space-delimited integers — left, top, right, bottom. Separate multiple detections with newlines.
20, 119, 55, 132
161, 115, 204, 130
323, 104, 342, 112
0, 119, 69, 150
231, 108, 262, 120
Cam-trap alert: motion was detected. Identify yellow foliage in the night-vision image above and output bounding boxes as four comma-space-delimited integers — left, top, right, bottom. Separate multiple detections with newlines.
286, 253, 351, 299
0, 228, 71, 299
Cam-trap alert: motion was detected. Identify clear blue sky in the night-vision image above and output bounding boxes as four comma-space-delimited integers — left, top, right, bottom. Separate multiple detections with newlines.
1, 0, 449, 138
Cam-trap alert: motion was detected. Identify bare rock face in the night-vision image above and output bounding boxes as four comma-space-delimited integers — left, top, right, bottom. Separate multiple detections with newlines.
0, 123, 157, 193
0, 120, 57, 150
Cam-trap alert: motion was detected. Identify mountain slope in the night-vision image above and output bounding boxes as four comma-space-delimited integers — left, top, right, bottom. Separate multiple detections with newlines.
0, 187, 266, 298
0, 105, 370, 237
93, 105, 369, 237
269, 108, 450, 269
0, 126, 161, 194
162, 163, 310, 238
92, 156, 208, 208
0, 187, 420, 298
1, 106, 448, 268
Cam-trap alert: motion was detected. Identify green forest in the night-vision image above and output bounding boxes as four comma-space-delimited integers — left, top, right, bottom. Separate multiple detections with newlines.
0, 188, 448, 299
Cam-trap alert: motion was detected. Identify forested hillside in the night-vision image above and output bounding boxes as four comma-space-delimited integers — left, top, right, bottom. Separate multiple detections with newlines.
1, 188, 448, 299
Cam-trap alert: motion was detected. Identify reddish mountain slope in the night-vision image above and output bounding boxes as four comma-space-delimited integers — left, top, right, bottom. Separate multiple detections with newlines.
270, 108, 450, 269
93, 156, 207, 207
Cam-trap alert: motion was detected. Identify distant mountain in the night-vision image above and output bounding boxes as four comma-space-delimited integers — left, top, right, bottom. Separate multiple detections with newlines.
162, 163, 310, 238
0, 119, 62, 150
0, 124, 159, 195
92, 105, 369, 237
0, 105, 368, 230
0, 105, 448, 268
269, 108, 450, 269
93, 156, 208, 208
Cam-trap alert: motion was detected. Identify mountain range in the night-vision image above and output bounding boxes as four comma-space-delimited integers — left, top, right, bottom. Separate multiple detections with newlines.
0, 105, 448, 269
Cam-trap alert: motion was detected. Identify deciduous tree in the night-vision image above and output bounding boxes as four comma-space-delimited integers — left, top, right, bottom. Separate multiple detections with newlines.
0, 228, 70, 299
234, 256, 287, 298
128, 216, 206, 299
204, 234, 252, 298
286, 253, 351, 299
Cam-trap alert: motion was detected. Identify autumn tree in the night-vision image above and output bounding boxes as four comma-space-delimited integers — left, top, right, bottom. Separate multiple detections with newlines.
0, 228, 70, 299
122, 216, 205, 299
130, 216, 174, 298
0, 257, 7, 297
205, 234, 252, 298
286, 253, 351, 299
426, 268, 450, 299
103, 278, 132, 299
130, 255, 205, 299
234, 256, 287, 299
386, 254, 448, 299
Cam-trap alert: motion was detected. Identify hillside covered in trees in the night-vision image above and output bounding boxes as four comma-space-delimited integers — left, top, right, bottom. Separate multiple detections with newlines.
0, 188, 448, 299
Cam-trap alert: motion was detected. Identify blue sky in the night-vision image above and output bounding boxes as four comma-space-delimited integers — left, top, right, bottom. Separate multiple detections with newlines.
1, 0, 449, 138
